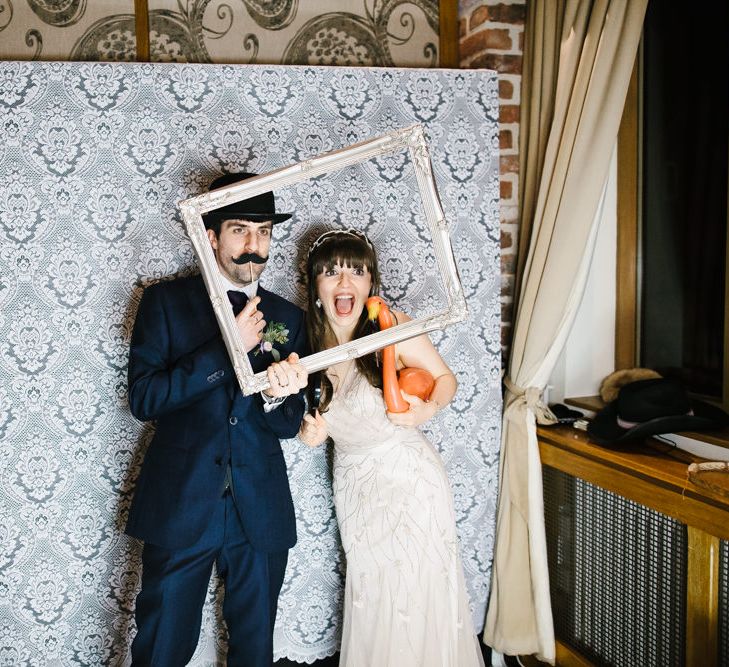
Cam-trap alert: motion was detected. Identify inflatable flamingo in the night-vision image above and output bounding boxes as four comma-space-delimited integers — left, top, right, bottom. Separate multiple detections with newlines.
366, 296, 435, 414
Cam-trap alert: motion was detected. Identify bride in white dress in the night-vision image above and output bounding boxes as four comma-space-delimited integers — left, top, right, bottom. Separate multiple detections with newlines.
299, 229, 485, 667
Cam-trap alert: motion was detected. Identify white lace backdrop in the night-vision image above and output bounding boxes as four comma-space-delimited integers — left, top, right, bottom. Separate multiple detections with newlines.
0, 61, 501, 665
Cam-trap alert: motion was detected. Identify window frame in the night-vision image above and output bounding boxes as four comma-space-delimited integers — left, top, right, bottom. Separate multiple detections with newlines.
616, 45, 729, 433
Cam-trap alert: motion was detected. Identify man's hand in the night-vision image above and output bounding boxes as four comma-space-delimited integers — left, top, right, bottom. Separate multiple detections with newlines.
386, 391, 438, 428
235, 296, 266, 352
264, 352, 308, 398
299, 410, 328, 447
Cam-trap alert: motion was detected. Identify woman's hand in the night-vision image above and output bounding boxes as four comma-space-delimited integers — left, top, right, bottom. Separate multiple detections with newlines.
299, 410, 328, 447
386, 390, 440, 428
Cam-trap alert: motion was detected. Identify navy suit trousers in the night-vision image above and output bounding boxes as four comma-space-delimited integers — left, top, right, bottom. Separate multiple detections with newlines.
130, 492, 288, 667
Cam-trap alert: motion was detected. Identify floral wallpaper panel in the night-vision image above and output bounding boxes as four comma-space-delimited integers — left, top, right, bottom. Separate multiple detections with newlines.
0, 0, 137, 61
147, 0, 439, 65
0, 0, 440, 67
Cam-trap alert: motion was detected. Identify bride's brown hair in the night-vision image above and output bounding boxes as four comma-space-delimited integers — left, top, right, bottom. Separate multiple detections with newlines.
306, 230, 382, 412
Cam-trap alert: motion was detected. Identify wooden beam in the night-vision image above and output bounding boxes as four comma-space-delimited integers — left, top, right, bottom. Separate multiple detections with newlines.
615, 55, 640, 369
685, 527, 719, 667
135, 0, 150, 62
439, 0, 459, 68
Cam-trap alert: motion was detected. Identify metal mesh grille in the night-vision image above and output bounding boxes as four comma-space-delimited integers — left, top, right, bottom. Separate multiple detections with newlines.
543, 466, 687, 667
720, 540, 729, 666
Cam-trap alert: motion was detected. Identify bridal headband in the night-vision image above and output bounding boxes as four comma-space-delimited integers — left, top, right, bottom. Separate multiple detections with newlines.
307, 228, 375, 257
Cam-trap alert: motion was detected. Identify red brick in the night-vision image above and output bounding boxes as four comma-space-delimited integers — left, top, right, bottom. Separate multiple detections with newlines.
460, 31, 490, 60
501, 303, 516, 332
501, 324, 513, 350
486, 28, 513, 50
499, 79, 514, 99
487, 3, 527, 25
499, 129, 513, 150
501, 229, 513, 249
500, 179, 513, 199
470, 53, 523, 74
500, 104, 519, 123
500, 252, 516, 274
460, 28, 512, 60
470, 6, 490, 31
500, 155, 519, 174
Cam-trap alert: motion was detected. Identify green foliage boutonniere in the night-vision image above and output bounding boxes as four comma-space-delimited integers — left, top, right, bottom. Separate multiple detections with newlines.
255, 321, 289, 361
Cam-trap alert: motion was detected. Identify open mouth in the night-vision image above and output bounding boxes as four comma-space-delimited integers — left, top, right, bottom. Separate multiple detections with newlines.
334, 295, 355, 316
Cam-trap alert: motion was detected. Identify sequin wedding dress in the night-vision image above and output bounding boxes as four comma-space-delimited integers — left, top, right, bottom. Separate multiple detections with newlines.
321, 362, 485, 667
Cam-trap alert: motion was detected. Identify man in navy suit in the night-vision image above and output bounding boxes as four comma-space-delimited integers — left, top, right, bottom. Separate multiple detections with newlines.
126, 173, 308, 666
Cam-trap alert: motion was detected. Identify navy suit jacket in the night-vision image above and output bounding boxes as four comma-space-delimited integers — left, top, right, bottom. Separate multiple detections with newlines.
125, 274, 306, 552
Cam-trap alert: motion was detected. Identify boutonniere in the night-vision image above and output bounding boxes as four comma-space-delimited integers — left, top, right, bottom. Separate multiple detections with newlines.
254, 321, 289, 361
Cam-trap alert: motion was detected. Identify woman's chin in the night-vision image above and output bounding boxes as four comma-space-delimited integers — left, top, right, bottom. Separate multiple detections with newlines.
331, 312, 356, 326
327, 309, 359, 336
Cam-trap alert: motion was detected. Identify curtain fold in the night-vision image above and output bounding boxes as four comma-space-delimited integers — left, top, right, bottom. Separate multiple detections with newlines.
514, 0, 563, 304
483, 1, 648, 662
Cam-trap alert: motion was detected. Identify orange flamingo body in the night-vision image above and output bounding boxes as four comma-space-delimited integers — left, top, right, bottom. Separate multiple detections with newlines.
366, 296, 434, 413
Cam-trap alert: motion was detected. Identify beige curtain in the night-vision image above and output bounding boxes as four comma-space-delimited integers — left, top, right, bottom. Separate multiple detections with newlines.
514, 1, 563, 303
483, 0, 648, 662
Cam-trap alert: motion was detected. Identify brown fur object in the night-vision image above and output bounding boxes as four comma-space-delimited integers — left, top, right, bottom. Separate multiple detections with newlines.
599, 368, 662, 403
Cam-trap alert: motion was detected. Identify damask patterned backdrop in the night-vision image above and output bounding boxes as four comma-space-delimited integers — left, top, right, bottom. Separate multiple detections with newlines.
0, 0, 439, 66
0, 61, 500, 664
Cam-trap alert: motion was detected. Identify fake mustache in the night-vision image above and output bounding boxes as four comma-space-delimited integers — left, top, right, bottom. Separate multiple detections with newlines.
232, 253, 268, 265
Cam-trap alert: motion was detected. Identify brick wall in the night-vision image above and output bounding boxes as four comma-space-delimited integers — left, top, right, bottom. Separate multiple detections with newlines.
459, 0, 526, 361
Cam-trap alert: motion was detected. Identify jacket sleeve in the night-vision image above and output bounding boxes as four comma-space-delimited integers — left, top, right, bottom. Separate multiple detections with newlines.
258, 308, 308, 439
127, 284, 233, 422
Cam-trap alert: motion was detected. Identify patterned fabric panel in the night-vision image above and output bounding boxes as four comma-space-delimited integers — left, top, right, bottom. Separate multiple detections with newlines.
0, 60, 500, 664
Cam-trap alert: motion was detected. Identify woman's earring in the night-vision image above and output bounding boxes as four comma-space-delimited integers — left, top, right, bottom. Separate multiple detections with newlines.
316, 298, 322, 308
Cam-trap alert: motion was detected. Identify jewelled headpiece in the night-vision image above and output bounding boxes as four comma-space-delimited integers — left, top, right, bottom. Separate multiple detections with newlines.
307, 228, 374, 257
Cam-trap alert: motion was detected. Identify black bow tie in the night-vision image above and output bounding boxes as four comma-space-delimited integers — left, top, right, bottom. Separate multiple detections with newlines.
227, 290, 248, 316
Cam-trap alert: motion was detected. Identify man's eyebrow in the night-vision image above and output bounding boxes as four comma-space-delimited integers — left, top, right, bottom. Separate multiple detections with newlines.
225, 221, 255, 229
226, 220, 273, 229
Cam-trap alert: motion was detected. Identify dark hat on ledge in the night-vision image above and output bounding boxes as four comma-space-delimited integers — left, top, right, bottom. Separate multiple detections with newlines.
202, 172, 293, 227
587, 376, 729, 446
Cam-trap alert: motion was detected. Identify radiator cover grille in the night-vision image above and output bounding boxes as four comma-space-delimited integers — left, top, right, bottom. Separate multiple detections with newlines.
543, 466, 687, 666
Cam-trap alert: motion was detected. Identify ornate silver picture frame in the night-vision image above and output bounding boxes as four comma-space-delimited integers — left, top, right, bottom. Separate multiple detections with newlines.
179, 124, 468, 395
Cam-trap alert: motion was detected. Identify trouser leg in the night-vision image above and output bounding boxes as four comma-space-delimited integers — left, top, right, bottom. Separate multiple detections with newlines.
131, 503, 224, 666
217, 494, 289, 667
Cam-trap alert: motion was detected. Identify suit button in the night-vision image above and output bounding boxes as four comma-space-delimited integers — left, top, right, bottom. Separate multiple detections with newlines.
229, 416, 238, 426
215, 457, 223, 466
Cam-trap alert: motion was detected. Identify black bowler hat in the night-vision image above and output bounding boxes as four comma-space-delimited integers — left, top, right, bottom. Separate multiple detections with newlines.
587, 377, 729, 446
202, 172, 293, 227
